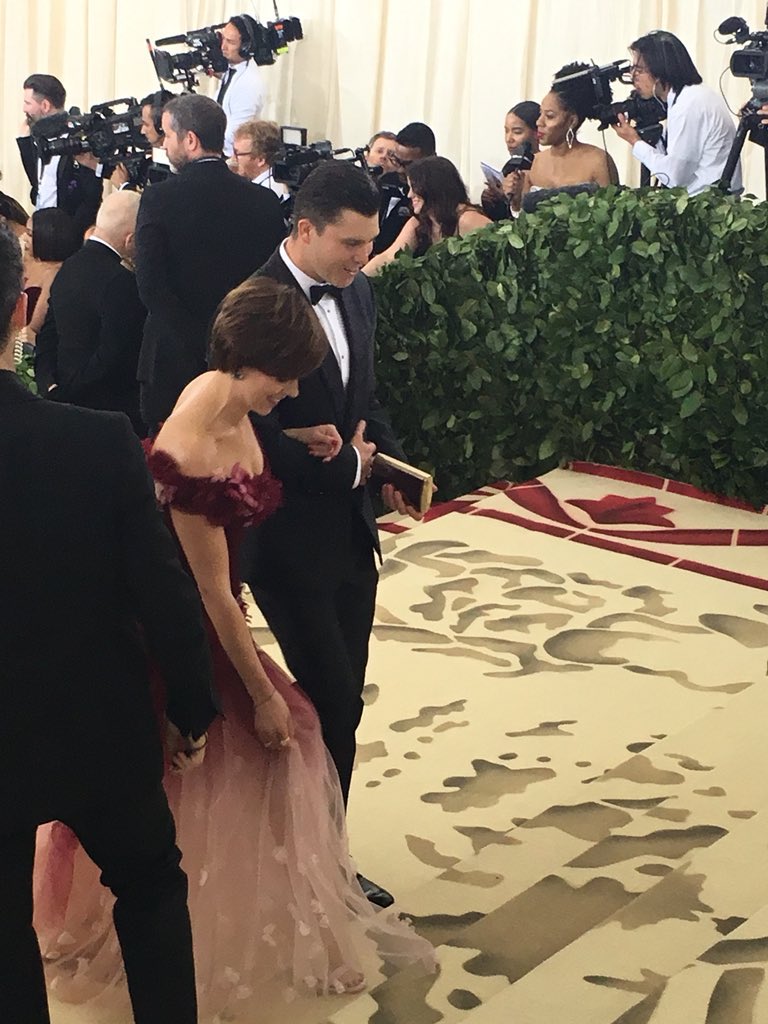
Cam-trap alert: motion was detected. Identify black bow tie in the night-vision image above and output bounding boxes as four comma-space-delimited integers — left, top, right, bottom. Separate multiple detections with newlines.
309, 283, 343, 305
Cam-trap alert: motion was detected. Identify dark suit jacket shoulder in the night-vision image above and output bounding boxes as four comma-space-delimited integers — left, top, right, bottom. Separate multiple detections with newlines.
135, 159, 287, 423
0, 372, 217, 828
37, 241, 145, 428
16, 136, 103, 238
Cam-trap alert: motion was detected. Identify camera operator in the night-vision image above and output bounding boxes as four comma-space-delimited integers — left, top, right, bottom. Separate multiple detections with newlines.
136, 89, 174, 184
216, 16, 267, 157
372, 121, 436, 255
612, 31, 741, 194
134, 93, 286, 429
232, 119, 289, 199
17, 74, 103, 238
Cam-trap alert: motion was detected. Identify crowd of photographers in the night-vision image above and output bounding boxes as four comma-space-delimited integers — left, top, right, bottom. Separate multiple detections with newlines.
1, 19, 766, 439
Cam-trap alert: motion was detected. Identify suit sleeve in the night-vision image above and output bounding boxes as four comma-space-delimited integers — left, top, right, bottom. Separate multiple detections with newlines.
253, 412, 360, 493
60, 269, 145, 400
111, 415, 219, 737
16, 136, 38, 202
34, 300, 59, 396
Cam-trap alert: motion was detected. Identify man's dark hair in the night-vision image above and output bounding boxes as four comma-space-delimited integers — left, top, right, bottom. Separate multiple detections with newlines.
291, 161, 379, 233
31, 209, 81, 262
210, 277, 327, 379
0, 192, 29, 227
630, 31, 702, 93
0, 225, 24, 353
23, 74, 66, 110
140, 88, 175, 136
165, 94, 226, 153
395, 122, 436, 156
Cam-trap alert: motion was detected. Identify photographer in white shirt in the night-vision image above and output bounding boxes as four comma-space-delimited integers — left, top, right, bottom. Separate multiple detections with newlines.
216, 16, 266, 157
613, 30, 741, 195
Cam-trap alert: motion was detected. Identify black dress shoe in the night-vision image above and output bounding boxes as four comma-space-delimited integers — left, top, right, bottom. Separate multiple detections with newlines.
357, 872, 395, 908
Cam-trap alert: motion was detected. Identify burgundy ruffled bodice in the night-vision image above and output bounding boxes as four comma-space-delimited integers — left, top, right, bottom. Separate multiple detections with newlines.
145, 446, 282, 530
144, 443, 282, 606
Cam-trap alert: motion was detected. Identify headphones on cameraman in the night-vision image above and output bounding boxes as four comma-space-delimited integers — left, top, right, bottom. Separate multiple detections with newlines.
148, 89, 174, 137
229, 14, 259, 60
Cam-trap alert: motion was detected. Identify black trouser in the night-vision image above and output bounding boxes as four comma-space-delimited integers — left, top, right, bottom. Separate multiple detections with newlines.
250, 538, 377, 807
0, 784, 197, 1024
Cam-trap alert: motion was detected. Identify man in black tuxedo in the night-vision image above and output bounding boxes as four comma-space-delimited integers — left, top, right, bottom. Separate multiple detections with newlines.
17, 74, 103, 239
243, 162, 422, 908
35, 190, 146, 434
0, 225, 218, 1023
135, 93, 286, 430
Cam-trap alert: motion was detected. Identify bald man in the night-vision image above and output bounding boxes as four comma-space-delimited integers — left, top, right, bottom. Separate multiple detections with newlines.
35, 191, 147, 434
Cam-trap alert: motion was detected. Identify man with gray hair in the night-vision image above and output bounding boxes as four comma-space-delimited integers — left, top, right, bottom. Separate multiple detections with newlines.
135, 93, 286, 429
35, 189, 147, 434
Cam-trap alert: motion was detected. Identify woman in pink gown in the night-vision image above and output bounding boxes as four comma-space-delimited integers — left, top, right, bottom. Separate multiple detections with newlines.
33, 277, 435, 1020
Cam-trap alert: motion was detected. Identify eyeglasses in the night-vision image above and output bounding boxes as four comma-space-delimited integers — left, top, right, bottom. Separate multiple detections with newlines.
232, 149, 254, 158
629, 63, 651, 77
387, 150, 413, 169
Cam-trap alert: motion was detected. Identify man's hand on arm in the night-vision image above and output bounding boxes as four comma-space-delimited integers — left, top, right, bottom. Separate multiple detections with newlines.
351, 419, 376, 486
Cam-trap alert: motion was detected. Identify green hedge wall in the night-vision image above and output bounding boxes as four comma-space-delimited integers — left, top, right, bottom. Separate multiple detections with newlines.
372, 186, 768, 506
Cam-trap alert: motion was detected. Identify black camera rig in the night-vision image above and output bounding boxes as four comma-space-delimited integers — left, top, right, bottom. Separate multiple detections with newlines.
30, 98, 153, 186
148, 8, 303, 93
717, 7, 768, 190
272, 126, 372, 191
554, 60, 667, 147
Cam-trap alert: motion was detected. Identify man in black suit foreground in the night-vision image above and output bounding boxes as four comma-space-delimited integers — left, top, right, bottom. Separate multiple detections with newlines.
135, 93, 286, 430
17, 74, 103, 238
243, 162, 423, 908
0, 225, 219, 1022
36, 190, 147, 434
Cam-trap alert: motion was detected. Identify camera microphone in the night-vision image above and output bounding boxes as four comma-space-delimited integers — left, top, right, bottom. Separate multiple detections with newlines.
155, 33, 189, 46
718, 17, 750, 39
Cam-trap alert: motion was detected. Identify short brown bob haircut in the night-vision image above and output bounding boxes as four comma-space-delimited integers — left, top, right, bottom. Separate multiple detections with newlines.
209, 276, 327, 381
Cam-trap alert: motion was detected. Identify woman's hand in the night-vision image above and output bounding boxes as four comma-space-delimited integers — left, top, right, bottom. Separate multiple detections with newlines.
284, 424, 343, 461
501, 170, 528, 211
167, 722, 208, 773
253, 689, 294, 751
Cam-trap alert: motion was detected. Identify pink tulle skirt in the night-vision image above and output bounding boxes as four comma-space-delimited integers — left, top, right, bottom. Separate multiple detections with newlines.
34, 648, 435, 1020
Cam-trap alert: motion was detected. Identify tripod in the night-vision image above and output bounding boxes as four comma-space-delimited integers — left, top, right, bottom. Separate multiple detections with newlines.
717, 104, 768, 193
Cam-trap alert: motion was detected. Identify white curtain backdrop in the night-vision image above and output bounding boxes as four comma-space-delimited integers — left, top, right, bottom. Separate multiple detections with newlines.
1, 0, 767, 212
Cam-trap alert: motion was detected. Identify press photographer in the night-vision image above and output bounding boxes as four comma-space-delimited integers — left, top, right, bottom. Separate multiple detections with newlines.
17, 73, 103, 237
612, 30, 741, 194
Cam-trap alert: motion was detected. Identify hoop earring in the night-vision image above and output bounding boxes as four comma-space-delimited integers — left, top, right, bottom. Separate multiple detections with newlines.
566, 127, 575, 150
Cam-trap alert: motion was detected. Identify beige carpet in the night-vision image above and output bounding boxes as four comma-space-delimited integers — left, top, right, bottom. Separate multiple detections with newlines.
51, 465, 768, 1023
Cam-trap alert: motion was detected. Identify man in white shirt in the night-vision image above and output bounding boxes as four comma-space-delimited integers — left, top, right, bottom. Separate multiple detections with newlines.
232, 119, 289, 199
217, 17, 267, 157
16, 74, 103, 237
613, 30, 741, 195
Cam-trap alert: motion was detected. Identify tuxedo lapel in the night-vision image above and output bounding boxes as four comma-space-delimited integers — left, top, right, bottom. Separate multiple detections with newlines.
337, 286, 366, 436
259, 250, 346, 426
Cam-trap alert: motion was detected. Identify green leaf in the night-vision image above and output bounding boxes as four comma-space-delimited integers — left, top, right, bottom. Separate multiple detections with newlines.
679, 392, 703, 419
538, 437, 556, 460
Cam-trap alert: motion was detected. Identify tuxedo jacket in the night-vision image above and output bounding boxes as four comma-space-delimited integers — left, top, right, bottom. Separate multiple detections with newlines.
0, 372, 218, 830
35, 240, 146, 432
246, 248, 405, 584
17, 135, 104, 238
135, 158, 287, 424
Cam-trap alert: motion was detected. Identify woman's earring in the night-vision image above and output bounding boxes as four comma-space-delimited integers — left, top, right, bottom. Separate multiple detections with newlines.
566, 127, 575, 150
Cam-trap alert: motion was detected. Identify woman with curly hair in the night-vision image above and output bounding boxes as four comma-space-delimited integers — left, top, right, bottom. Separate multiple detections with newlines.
526, 62, 620, 193
363, 155, 490, 275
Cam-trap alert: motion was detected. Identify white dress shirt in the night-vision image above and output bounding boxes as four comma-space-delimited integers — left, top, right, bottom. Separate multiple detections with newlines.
36, 156, 61, 209
220, 59, 266, 156
279, 240, 362, 487
252, 168, 289, 200
632, 84, 741, 196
